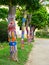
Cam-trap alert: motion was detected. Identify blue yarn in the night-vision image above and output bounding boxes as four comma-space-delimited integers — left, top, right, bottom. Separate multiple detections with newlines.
9, 42, 17, 46
22, 18, 26, 23
22, 34, 24, 39
22, 31, 24, 34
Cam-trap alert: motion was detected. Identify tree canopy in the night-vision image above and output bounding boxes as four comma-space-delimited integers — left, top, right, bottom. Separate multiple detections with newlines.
47, 14, 49, 26
30, 6, 48, 29
0, 0, 40, 11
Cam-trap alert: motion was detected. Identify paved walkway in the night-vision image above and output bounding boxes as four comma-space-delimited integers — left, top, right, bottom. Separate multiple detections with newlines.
25, 38, 49, 65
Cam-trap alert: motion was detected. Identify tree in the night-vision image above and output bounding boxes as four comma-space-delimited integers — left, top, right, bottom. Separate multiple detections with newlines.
30, 6, 48, 39
0, 0, 18, 61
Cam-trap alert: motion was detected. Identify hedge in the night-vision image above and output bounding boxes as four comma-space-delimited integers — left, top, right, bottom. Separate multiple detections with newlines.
35, 31, 49, 38
0, 21, 8, 42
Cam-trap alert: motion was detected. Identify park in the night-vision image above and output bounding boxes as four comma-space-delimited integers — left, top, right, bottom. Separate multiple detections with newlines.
0, 0, 49, 65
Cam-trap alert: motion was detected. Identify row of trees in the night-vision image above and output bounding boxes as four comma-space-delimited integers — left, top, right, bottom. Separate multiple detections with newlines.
17, 6, 48, 40
0, 0, 49, 61
0, 5, 48, 41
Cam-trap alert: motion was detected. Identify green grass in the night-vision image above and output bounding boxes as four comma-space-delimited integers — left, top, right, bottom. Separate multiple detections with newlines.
0, 39, 33, 65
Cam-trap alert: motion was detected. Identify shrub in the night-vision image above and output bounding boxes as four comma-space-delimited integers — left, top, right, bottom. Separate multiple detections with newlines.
0, 8, 8, 19
0, 21, 8, 42
35, 31, 49, 38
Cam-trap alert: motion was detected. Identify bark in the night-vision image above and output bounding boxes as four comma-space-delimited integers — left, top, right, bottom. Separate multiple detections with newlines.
30, 26, 35, 41
32, 26, 35, 40
8, 6, 18, 61
27, 14, 32, 42
26, 16, 29, 39
26, 14, 32, 39
26, 25, 28, 39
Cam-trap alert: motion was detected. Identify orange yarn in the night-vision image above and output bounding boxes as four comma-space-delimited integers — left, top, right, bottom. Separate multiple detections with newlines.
12, 37, 16, 42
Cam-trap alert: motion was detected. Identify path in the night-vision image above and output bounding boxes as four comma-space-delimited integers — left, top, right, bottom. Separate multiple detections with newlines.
25, 38, 49, 65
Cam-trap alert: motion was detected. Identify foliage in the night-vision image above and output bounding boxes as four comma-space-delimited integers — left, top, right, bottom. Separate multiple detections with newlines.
0, 0, 40, 11
0, 0, 17, 5
0, 40, 33, 65
30, 6, 48, 29
16, 6, 27, 29
26, 0, 40, 12
16, 5, 47, 30
0, 8, 8, 20
35, 31, 49, 38
47, 14, 49, 27
0, 21, 8, 42
16, 0, 41, 28
16, 8, 23, 28
0, 0, 41, 30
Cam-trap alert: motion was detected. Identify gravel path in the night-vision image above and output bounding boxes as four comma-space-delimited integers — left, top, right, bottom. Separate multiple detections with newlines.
25, 38, 49, 65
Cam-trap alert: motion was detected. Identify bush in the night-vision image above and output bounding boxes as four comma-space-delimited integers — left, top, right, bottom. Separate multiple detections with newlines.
35, 31, 49, 38
0, 8, 8, 19
0, 21, 8, 42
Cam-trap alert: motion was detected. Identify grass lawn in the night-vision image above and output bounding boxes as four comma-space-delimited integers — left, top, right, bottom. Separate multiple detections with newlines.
0, 38, 33, 65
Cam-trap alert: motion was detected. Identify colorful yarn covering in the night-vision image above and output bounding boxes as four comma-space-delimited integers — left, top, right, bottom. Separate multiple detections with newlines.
21, 17, 26, 49
26, 26, 29, 39
8, 15, 17, 60
26, 26, 31, 43
30, 26, 33, 42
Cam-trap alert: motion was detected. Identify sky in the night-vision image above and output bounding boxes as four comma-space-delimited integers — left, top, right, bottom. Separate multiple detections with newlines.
42, 1, 49, 5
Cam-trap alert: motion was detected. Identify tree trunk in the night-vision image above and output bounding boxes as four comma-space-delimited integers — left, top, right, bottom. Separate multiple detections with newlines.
26, 17, 29, 39
8, 6, 18, 61
30, 26, 35, 41
21, 24, 25, 49
21, 12, 26, 49
26, 25, 29, 39
27, 14, 32, 42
